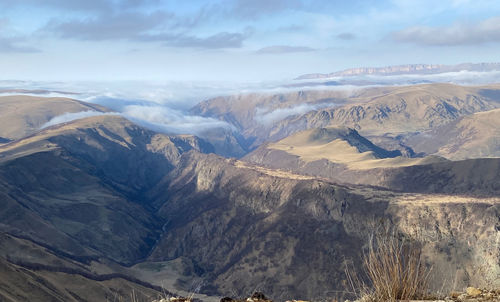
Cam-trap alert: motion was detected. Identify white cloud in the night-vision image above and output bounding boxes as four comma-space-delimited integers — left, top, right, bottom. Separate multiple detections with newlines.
255, 102, 338, 125
121, 105, 235, 135
256, 45, 315, 54
41, 111, 118, 128
40, 105, 236, 137
339, 69, 500, 87
392, 16, 500, 46
17, 68, 500, 138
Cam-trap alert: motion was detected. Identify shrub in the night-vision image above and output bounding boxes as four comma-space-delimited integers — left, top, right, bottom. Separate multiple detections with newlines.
346, 226, 431, 302
364, 230, 430, 301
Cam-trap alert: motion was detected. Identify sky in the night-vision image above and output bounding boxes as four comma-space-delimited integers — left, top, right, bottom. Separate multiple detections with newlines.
1, 0, 500, 82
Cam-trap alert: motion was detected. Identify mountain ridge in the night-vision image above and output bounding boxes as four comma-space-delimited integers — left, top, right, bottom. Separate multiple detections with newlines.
0, 95, 109, 141
192, 83, 500, 152
295, 62, 500, 80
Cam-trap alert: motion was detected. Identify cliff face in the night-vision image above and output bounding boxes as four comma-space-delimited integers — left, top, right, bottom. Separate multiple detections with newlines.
295, 62, 500, 79
147, 152, 500, 300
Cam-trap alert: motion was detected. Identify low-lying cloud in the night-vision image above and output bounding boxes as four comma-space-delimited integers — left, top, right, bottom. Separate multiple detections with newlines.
12, 66, 500, 139
41, 111, 117, 128
40, 104, 235, 137
255, 102, 337, 125
294, 69, 500, 87
121, 105, 235, 135
364, 69, 500, 86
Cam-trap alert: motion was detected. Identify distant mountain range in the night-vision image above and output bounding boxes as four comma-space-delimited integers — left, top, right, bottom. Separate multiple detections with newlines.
192, 83, 500, 151
295, 62, 500, 80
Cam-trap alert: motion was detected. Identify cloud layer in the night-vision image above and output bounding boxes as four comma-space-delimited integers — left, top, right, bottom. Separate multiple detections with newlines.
40, 97, 236, 137
41, 111, 117, 128
255, 102, 337, 125
121, 105, 235, 135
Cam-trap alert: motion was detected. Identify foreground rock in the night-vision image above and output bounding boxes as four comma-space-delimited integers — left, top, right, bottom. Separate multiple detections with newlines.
218, 292, 273, 302
352, 287, 500, 302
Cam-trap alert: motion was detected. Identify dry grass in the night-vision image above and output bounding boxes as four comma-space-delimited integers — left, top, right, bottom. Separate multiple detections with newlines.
346, 226, 431, 302
364, 232, 430, 301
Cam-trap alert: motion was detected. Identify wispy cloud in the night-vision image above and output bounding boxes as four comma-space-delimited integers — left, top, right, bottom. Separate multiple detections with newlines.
0, 37, 40, 53
44, 11, 171, 41
121, 105, 235, 135
256, 45, 315, 54
140, 30, 252, 49
255, 102, 337, 125
43, 10, 251, 49
0, 19, 40, 53
41, 111, 117, 128
0, 0, 157, 13
392, 16, 500, 46
336, 32, 355, 40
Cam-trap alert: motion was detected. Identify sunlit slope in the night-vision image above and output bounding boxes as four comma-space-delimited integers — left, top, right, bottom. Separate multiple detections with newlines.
405, 108, 500, 160
192, 83, 500, 148
258, 127, 443, 169
244, 126, 499, 194
0, 95, 109, 141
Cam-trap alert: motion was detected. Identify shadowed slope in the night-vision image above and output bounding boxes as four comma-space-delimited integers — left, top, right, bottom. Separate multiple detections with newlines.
0, 115, 212, 264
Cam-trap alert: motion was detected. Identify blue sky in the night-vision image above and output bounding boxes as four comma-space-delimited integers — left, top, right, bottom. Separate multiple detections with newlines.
1, 0, 500, 82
